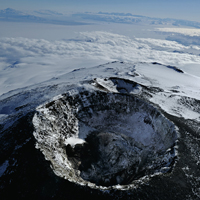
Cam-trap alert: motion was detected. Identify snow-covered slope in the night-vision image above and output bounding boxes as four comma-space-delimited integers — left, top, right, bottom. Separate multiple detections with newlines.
0, 31, 200, 96
1, 61, 200, 199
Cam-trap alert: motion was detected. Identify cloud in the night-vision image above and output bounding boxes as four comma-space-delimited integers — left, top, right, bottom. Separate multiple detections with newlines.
156, 28, 200, 37
0, 31, 200, 95
166, 35, 200, 47
135, 37, 200, 55
1, 31, 200, 64
155, 27, 200, 47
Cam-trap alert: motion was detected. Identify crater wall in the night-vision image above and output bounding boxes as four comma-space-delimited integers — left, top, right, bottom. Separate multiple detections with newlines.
33, 88, 177, 189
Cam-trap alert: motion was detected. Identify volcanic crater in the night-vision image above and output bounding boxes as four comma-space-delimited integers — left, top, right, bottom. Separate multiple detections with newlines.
33, 87, 178, 189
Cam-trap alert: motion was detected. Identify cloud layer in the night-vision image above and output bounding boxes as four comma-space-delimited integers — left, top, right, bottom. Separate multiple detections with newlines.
0, 31, 200, 95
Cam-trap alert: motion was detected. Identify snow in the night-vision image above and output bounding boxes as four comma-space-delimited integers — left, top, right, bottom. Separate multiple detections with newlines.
93, 77, 142, 94
32, 86, 178, 189
0, 13, 200, 194
135, 62, 200, 90
64, 137, 85, 147
1, 60, 200, 124
0, 160, 9, 177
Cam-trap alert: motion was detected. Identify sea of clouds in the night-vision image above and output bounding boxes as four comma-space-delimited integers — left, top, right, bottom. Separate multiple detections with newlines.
0, 31, 200, 95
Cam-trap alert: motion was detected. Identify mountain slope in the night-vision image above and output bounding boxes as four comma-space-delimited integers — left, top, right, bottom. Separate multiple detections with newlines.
0, 61, 200, 199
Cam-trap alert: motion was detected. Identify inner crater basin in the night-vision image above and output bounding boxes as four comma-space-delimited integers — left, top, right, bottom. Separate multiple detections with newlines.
33, 88, 178, 189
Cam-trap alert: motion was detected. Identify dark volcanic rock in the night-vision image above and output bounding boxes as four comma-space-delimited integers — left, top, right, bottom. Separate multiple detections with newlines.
1, 76, 200, 199
33, 88, 177, 190
79, 131, 143, 186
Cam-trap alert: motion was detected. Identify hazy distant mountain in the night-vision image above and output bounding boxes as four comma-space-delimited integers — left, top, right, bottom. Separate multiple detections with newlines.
0, 8, 23, 15
0, 8, 88, 25
34, 10, 63, 16
73, 12, 200, 28
1, 8, 200, 29
0, 8, 45, 22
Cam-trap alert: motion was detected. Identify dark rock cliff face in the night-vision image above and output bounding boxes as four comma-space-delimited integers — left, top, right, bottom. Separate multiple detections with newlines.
33, 89, 178, 190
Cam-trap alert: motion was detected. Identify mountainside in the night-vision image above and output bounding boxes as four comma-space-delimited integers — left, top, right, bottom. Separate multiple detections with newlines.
0, 61, 200, 199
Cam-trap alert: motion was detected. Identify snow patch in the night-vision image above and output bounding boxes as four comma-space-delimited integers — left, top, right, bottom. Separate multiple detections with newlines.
0, 160, 9, 177
64, 137, 85, 147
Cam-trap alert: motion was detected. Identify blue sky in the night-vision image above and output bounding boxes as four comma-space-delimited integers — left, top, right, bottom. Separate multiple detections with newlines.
0, 0, 200, 21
